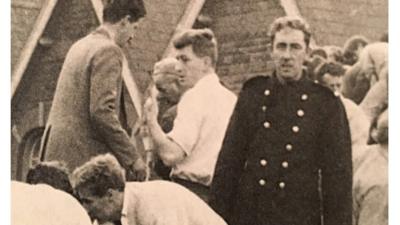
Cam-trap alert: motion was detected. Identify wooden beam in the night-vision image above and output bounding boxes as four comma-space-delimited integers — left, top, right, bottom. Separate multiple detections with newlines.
90, 0, 103, 23
12, 1, 42, 10
162, 0, 206, 58
280, 0, 317, 48
11, 0, 58, 97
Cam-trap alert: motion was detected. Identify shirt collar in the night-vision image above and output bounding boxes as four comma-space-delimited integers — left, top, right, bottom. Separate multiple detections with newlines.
92, 25, 114, 41
120, 187, 129, 225
195, 72, 220, 88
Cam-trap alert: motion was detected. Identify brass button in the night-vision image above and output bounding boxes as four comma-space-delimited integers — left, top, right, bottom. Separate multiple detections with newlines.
297, 109, 305, 117
279, 182, 285, 189
260, 159, 268, 166
264, 121, 271, 128
264, 89, 271, 96
292, 126, 300, 133
259, 179, 266, 186
282, 161, 289, 168
286, 144, 293, 151
262, 106, 267, 111
301, 94, 308, 101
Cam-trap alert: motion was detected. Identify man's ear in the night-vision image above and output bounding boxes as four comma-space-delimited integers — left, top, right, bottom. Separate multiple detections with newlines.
120, 15, 131, 26
203, 56, 212, 68
305, 46, 311, 55
106, 188, 116, 198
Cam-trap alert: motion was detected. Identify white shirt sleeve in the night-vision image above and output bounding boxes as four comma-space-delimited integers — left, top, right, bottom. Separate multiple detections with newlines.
167, 90, 204, 156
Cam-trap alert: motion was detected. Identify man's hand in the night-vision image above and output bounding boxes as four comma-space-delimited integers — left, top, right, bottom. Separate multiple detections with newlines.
144, 96, 159, 125
127, 158, 147, 181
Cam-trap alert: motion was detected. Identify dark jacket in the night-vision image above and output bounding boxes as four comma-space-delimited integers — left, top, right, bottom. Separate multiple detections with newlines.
40, 28, 143, 174
210, 74, 353, 225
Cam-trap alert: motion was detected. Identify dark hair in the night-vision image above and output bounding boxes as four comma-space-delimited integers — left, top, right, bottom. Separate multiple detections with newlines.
173, 29, 218, 67
315, 62, 346, 83
310, 47, 327, 59
26, 161, 73, 194
380, 32, 388, 42
342, 35, 369, 65
269, 16, 312, 47
103, 0, 146, 24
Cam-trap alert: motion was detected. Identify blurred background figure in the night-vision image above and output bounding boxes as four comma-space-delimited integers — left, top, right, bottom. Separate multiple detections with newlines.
342, 42, 388, 104
353, 106, 388, 225
153, 57, 191, 133
305, 47, 327, 81
12, 181, 93, 225
324, 45, 344, 64
151, 57, 192, 180
315, 62, 369, 164
342, 35, 370, 66
12, 161, 91, 225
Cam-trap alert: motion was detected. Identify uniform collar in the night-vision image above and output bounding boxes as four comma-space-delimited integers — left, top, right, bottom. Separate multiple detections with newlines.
272, 69, 310, 87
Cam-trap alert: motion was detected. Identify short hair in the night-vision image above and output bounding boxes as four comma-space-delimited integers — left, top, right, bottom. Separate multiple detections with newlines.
103, 0, 146, 24
325, 45, 344, 63
315, 62, 346, 83
310, 47, 327, 59
173, 29, 218, 67
269, 16, 312, 47
26, 161, 73, 194
71, 154, 126, 197
342, 35, 369, 65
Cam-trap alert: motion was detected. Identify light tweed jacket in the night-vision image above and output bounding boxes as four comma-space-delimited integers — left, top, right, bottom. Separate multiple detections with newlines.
41, 27, 142, 172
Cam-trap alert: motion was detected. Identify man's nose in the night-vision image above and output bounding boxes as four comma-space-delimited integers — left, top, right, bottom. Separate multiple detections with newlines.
282, 48, 292, 59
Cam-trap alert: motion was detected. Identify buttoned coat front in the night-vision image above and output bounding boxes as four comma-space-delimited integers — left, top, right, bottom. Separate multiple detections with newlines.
41, 28, 142, 172
210, 75, 353, 225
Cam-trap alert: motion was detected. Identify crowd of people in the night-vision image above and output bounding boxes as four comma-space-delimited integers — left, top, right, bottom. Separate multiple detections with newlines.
11, 0, 388, 225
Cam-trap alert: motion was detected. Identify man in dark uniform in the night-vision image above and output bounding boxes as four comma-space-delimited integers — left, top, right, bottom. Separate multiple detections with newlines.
209, 16, 352, 225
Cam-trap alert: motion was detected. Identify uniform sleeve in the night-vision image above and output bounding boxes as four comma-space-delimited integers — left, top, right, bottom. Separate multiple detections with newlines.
209, 84, 252, 223
357, 185, 388, 225
89, 46, 140, 168
319, 96, 353, 225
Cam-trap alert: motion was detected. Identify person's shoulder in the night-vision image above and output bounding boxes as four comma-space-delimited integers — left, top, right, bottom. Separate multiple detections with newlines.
242, 75, 271, 90
310, 81, 340, 101
355, 145, 388, 186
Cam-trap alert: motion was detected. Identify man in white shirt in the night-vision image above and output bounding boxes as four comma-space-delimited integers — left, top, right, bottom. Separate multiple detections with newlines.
71, 154, 227, 225
11, 181, 92, 225
144, 28, 237, 202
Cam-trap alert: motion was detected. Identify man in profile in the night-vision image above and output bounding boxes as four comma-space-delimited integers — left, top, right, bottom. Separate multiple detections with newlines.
41, 0, 147, 181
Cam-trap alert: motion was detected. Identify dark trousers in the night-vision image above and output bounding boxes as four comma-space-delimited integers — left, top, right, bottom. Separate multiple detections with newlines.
172, 177, 210, 203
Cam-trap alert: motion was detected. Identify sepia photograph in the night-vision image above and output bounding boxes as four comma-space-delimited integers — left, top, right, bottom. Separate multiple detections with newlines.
9, 0, 391, 224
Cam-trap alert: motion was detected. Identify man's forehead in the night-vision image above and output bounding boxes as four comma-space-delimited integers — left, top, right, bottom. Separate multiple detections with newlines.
274, 27, 306, 44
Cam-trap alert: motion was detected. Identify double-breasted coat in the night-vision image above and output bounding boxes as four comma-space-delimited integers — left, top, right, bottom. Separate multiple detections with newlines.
40, 27, 143, 173
210, 74, 353, 225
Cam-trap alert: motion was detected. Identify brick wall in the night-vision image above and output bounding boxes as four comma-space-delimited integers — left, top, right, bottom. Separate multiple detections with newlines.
11, 0, 44, 74
123, 0, 191, 93
297, 0, 388, 46
200, 0, 285, 94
